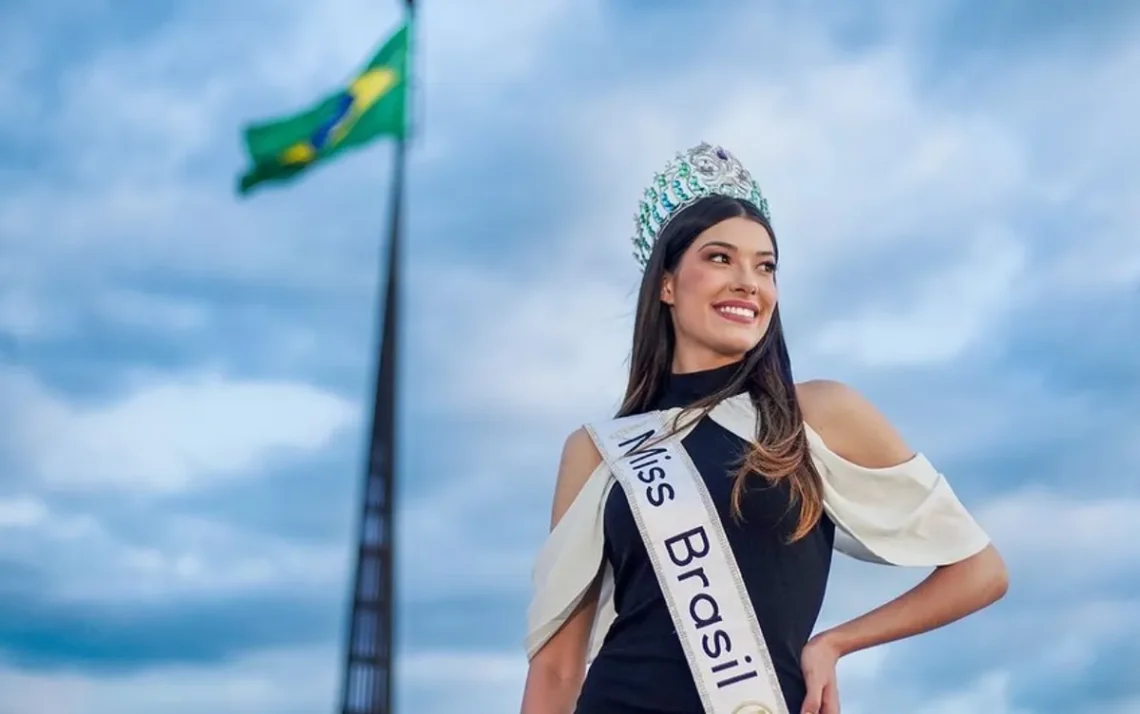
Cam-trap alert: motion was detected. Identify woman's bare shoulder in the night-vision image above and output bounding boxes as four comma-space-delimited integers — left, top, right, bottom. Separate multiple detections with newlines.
795, 379, 914, 468
547, 427, 605, 527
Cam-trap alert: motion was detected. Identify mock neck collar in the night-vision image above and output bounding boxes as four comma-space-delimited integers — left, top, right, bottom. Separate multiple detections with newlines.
653, 360, 747, 409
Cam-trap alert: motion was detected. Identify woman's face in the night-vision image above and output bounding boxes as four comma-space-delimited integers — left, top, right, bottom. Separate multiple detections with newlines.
661, 216, 778, 371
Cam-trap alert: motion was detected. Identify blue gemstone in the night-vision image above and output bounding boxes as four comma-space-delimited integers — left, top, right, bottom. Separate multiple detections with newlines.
716, 148, 727, 160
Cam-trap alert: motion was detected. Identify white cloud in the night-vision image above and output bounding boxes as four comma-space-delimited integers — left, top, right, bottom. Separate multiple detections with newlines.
0, 289, 60, 340
970, 39, 1140, 295
0, 496, 48, 528
0, 495, 347, 603
0, 646, 338, 714
979, 490, 1140, 587
811, 232, 1027, 366
912, 672, 1031, 714
12, 643, 1065, 714
4, 488, 1140, 714
397, 5, 1140, 613
405, 31, 1041, 399
397, 480, 1140, 707
418, 0, 599, 94
90, 289, 213, 333
565, 42, 1028, 265
400, 651, 528, 712
0, 1, 374, 345
0, 286, 212, 341
823, 488, 1140, 712
0, 0, 598, 344
823, 488, 1140, 619
416, 266, 633, 423
0, 647, 529, 714
0, 368, 357, 495
494, 7, 1140, 377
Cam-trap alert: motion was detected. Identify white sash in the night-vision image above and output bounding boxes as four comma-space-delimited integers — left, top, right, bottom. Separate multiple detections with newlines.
586, 411, 788, 714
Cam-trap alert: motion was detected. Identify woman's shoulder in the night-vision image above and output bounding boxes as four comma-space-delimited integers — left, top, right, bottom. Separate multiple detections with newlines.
561, 427, 603, 472
795, 379, 914, 469
546, 427, 606, 524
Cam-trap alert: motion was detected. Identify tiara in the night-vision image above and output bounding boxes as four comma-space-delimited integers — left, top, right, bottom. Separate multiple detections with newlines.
632, 142, 770, 269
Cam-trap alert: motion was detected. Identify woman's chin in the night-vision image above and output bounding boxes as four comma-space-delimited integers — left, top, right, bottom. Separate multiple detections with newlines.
713, 331, 764, 355
676, 328, 766, 365
705, 338, 762, 360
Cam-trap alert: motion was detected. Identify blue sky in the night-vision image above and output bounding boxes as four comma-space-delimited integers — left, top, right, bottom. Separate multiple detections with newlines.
1, 0, 1138, 712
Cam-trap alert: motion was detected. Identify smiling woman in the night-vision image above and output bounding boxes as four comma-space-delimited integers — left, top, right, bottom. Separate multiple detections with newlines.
519, 143, 1009, 714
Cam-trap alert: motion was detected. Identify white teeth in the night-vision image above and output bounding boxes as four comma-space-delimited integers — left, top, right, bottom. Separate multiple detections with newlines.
717, 306, 756, 319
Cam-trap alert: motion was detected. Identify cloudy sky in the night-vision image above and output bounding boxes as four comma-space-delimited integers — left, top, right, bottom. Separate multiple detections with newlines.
2, 0, 1138, 712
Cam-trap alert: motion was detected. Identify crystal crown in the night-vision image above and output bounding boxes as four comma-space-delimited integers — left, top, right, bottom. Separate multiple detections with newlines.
632, 142, 770, 269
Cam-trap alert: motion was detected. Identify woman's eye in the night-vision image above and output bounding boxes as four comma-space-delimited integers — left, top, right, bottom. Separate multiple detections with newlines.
760, 261, 777, 273
709, 252, 730, 264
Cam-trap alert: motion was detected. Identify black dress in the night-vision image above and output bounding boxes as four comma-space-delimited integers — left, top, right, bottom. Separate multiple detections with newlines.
575, 361, 836, 714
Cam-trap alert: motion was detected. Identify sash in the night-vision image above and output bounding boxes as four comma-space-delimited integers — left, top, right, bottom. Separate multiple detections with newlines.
586, 411, 788, 714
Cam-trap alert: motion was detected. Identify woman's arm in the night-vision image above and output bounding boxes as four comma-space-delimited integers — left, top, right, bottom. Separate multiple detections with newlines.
798, 379, 1010, 656
794, 380, 1008, 713
812, 543, 1007, 657
520, 428, 605, 714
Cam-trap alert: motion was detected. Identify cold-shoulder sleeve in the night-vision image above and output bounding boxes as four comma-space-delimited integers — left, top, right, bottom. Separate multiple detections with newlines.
804, 423, 991, 567
525, 460, 615, 661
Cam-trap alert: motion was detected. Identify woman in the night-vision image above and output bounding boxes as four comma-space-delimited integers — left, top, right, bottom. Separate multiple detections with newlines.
520, 143, 1009, 714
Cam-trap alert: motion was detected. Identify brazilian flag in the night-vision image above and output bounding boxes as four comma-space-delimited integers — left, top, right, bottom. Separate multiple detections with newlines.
237, 22, 410, 195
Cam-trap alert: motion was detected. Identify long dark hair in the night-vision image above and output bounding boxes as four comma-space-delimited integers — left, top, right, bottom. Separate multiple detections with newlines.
617, 195, 823, 541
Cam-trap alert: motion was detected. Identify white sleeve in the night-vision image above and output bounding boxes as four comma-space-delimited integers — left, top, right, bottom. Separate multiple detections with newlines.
804, 423, 991, 567
525, 461, 611, 660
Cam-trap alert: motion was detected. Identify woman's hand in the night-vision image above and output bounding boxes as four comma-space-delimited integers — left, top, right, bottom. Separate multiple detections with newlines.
800, 633, 842, 714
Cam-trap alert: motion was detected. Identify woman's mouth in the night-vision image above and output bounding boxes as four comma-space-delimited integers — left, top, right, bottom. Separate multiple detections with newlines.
713, 302, 759, 324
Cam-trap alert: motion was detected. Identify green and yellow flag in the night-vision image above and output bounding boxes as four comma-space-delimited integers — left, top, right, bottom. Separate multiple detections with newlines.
237, 22, 410, 195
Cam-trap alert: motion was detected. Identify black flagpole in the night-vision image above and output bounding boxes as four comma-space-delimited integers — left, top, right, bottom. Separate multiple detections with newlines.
339, 2, 414, 712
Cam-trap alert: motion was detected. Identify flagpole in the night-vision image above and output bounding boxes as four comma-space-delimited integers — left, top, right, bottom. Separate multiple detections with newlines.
339, 1, 414, 712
